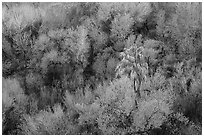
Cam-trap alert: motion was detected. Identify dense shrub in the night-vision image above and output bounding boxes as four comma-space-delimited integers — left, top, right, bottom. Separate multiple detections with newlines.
2, 78, 28, 134
20, 104, 77, 135
2, 2, 202, 135
2, 78, 28, 113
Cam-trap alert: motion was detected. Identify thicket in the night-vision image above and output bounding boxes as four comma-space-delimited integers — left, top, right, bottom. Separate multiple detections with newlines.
2, 2, 202, 135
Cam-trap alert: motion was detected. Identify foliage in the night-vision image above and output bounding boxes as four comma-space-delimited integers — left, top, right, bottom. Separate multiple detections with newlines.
21, 104, 76, 135
2, 78, 28, 134
132, 98, 170, 133
2, 78, 28, 112
3, 3, 41, 31
2, 2, 202, 135
170, 63, 202, 123
110, 13, 134, 41
96, 76, 136, 134
155, 2, 202, 61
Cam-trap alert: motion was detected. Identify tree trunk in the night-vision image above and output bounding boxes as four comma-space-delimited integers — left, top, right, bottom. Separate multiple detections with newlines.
133, 77, 141, 98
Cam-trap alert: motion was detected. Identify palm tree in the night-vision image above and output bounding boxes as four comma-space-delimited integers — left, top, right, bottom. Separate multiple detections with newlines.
116, 35, 148, 99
